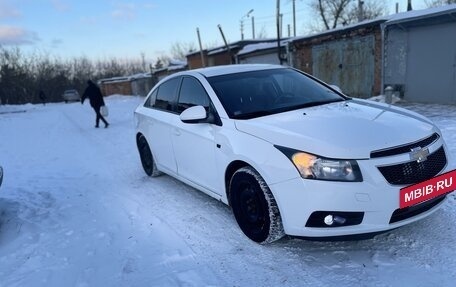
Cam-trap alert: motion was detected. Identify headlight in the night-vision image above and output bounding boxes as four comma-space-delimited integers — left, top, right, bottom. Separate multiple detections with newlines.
276, 146, 363, 182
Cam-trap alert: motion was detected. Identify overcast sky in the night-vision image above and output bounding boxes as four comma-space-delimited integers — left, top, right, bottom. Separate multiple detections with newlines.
0, 0, 427, 61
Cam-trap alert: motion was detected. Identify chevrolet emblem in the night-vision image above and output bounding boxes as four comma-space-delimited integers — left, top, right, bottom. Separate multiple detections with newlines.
410, 147, 429, 163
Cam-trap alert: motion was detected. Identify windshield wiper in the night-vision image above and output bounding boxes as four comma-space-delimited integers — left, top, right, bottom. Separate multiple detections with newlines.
232, 99, 345, 119
286, 98, 345, 111
232, 110, 275, 120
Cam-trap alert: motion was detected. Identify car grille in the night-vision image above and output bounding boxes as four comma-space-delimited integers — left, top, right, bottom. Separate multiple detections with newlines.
389, 194, 446, 224
378, 146, 447, 185
371, 133, 439, 158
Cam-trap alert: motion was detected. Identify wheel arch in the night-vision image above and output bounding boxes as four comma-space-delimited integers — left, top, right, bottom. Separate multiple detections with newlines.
228, 164, 285, 243
224, 160, 253, 206
136, 132, 145, 147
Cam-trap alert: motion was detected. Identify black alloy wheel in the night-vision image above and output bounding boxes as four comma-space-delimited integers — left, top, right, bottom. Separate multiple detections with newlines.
137, 135, 160, 177
230, 166, 284, 243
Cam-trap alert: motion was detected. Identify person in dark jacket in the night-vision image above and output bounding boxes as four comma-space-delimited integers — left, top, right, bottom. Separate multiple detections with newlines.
81, 80, 109, 128
38, 90, 46, 106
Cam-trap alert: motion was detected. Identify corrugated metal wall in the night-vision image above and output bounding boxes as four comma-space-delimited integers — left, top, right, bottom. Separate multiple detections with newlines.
238, 52, 281, 65
131, 78, 155, 97
385, 22, 456, 104
312, 35, 375, 99
384, 28, 407, 86
405, 23, 456, 104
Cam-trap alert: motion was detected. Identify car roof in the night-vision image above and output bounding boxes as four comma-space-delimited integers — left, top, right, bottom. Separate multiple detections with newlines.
189, 64, 286, 78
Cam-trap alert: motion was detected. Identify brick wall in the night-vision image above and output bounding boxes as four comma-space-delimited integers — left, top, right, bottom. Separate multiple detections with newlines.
100, 81, 132, 96
188, 52, 208, 69
208, 52, 233, 66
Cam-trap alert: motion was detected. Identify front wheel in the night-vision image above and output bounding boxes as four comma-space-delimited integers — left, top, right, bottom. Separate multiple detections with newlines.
230, 166, 284, 243
137, 135, 161, 177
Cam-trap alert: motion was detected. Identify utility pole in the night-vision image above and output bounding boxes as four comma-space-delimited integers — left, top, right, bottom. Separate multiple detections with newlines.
292, 0, 296, 37
252, 16, 255, 39
358, 0, 364, 22
240, 20, 244, 40
240, 9, 254, 40
407, 0, 413, 11
280, 13, 283, 38
218, 24, 233, 64
196, 28, 205, 68
276, 0, 287, 65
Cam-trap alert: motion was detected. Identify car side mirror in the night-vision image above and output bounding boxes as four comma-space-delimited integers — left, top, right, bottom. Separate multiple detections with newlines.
330, 84, 342, 93
180, 105, 207, 124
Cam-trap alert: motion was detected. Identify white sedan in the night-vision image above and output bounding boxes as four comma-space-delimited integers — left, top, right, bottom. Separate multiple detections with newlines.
134, 64, 453, 243
62, 89, 80, 103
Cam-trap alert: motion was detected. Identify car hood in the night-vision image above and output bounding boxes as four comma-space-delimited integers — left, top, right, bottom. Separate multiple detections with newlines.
234, 99, 438, 159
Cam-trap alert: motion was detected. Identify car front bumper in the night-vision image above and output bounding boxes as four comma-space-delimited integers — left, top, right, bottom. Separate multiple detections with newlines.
270, 140, 453, 238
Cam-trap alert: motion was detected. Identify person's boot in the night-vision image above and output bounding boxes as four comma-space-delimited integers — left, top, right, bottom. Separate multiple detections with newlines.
105, 123, 109, 128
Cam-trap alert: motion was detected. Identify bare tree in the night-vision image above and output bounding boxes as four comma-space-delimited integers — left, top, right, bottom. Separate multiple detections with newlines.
309, 0, 387, 31
205, 40, 222, 50
154, 59, 164, 70
256, 25, 269, 39
0, 47, 35, 104
425, 0, 456, 7
170, 41, 196, 61
0, 46, 151, 105
140, 52, 146, 71
153, 54, 171, 69
341, 0, 387, 24
311, 0, 352, 30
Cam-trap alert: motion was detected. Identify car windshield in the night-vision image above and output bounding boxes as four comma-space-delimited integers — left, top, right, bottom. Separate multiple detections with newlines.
207, 68, 346, 119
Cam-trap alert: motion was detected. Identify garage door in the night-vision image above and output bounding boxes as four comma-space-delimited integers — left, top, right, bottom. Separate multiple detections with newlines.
405, 23, 456, 104
239, 52, 281, 65
312, 35, 375, 99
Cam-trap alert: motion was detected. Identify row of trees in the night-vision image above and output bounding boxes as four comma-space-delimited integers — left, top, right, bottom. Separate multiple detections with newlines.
2, 0, 454, 105
309, 0, 386, 31
426, 0, 456, 7
307, 0, 455, 32
0, 40, 203, 105
0, 47, 148, 105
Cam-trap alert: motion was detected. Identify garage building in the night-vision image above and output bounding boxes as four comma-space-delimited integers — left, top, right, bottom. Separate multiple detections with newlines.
383, 5, 456, 104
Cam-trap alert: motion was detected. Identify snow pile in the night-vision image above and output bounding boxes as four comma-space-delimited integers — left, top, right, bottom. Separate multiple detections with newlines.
237, 41, 286, 56
386, 4, 456, 25
0, 103, 35, 114
368, 94, 403, 104
0, 96, 456, 286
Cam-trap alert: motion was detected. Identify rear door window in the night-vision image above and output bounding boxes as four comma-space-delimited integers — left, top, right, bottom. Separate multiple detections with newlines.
153, 77, 181, 112
144, 89, 158, 108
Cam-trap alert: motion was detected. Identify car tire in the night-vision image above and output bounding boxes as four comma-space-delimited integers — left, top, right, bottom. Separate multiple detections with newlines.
230, 166, 284, 244
137, 135, 161, 177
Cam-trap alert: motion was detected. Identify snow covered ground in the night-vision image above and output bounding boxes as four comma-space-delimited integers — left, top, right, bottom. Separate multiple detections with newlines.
0, 96, 455, 287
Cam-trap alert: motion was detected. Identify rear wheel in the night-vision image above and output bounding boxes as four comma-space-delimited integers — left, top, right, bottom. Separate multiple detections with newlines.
137, 135, 161, 177
230, 166, 284, 243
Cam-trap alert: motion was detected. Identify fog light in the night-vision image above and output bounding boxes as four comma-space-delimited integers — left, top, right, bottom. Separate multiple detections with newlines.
306, 211, 364, 228
324, 214, 346, 226
324, 215, 334, 226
